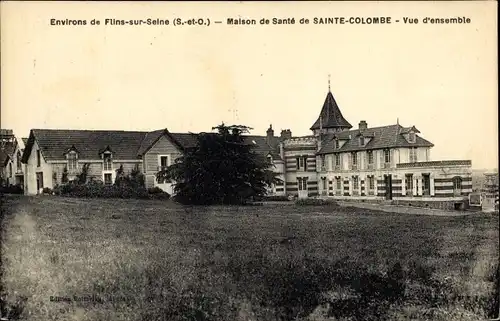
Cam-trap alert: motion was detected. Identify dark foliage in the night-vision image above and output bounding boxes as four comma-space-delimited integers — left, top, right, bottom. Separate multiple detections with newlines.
148, 187, 165, 194
56, 169, 169, 200
295, 198, 339, 206
0, 184, 23, 195
254, 195, 291, 202
75, 163, 90, 184
156, 123, 281, 205
56, 180, 169, 200
61, 166, 69, 184
42, 187, 53, 195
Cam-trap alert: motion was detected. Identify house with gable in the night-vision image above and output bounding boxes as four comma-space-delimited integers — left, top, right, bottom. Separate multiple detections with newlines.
21, 127, 285, 195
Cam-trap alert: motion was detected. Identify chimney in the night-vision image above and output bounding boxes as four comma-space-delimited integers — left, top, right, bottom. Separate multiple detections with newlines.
266, 124, 274, 144
359, 120, 368, 130
280, 129, 292, 140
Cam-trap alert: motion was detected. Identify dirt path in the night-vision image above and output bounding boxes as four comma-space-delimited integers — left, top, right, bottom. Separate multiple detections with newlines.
1, 209, 72, 321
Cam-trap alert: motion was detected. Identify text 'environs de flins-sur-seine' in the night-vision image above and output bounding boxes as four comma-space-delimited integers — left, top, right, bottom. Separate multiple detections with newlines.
49, 16, 472, 27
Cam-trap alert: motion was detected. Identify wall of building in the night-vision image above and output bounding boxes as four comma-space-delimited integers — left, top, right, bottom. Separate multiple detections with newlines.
49, 159, 142, 186
143, 135, 182, 191
315, 148, 473, 204
271, 160, 285, 195
283, 137, 318, 197
24, 140, 52, 195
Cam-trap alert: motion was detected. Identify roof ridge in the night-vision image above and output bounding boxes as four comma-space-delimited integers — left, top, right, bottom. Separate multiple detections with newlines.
32, 128, 150, 133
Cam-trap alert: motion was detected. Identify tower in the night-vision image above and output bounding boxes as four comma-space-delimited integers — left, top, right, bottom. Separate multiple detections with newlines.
310, 76, 352, 136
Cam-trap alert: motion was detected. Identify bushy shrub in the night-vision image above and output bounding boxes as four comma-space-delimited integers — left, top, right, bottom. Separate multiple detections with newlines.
263, 195, 290, 202
148, 187, 164, 194
42, 187, 53, 195
57, 178, 170, 200
61, 167, 69, 184
0, 184, 24, 194
295, 198, 339, 206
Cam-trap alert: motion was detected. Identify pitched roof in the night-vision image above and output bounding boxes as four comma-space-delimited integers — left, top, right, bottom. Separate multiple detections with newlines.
243, 135, 282, 159
317, 124, 433, 154
0, 141, 16, 167
310, 91, 352, 130
23, 129, 147, 162
21, 128, 282, 163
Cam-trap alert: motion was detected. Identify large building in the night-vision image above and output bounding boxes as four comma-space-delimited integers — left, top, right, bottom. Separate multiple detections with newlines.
272, 89, 473, 209
20, 128, 280, 196
19, 88, 473, 209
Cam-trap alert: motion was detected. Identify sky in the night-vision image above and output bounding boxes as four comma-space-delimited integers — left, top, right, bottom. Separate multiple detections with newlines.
1, 1, 497, 169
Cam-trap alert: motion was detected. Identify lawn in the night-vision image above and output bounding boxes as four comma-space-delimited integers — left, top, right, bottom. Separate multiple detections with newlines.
1, 195, 498, 321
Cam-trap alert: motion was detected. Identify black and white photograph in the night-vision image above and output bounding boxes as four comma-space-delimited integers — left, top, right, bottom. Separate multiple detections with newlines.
0, 1, 498, 320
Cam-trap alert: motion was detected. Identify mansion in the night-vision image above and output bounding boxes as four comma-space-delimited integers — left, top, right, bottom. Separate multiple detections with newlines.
10, 88, 472, 209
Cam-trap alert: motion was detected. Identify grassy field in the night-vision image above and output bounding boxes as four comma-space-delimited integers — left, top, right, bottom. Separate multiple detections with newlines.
1, 195, 499, 321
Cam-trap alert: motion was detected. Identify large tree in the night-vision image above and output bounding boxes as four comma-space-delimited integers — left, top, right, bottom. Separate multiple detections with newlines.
156, 123, 281, 205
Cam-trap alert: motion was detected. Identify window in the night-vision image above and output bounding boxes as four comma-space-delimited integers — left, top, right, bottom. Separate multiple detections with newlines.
297, 177, 308, 191
320, 155, 326, 171
296, 156, 308, 171
297, 156, 306, 170
422, 174, 430, 196
367, 151, 374, 165
17, 152, 22, 170
351, 152, 358, 167
67, 152, 78, 172
353, 176, 359, 190
267, 155, 273, 164
384, 149, 391, 163
335, 154, 341, 167
322, 177, 327, 190
103, 153, 113, 171
104, 173, 113, 185
336, 177, 342, 190
408, 132, 416, 143
359, 136, 365, 146
368, 176, 375, 190
36, 150, 41, 167
453, 176, 462, 196
159, 156, 169, 170
405, 174, 413, 196
409, 148, 417, 163
335, 139, 340, 149
8, 163, 12, 177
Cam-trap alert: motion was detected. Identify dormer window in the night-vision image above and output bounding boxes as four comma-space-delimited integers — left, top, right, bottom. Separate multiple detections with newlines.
408, 132, 416, 143
103, 152, 113, 171
359, 136, 365, 147
67, 151, 78, 172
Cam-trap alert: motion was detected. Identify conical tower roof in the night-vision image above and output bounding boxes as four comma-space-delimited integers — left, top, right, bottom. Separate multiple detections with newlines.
310, 91, 352, 131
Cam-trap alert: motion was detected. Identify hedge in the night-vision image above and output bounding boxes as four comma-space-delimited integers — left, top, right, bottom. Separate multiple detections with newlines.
54, 181, 170, 200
